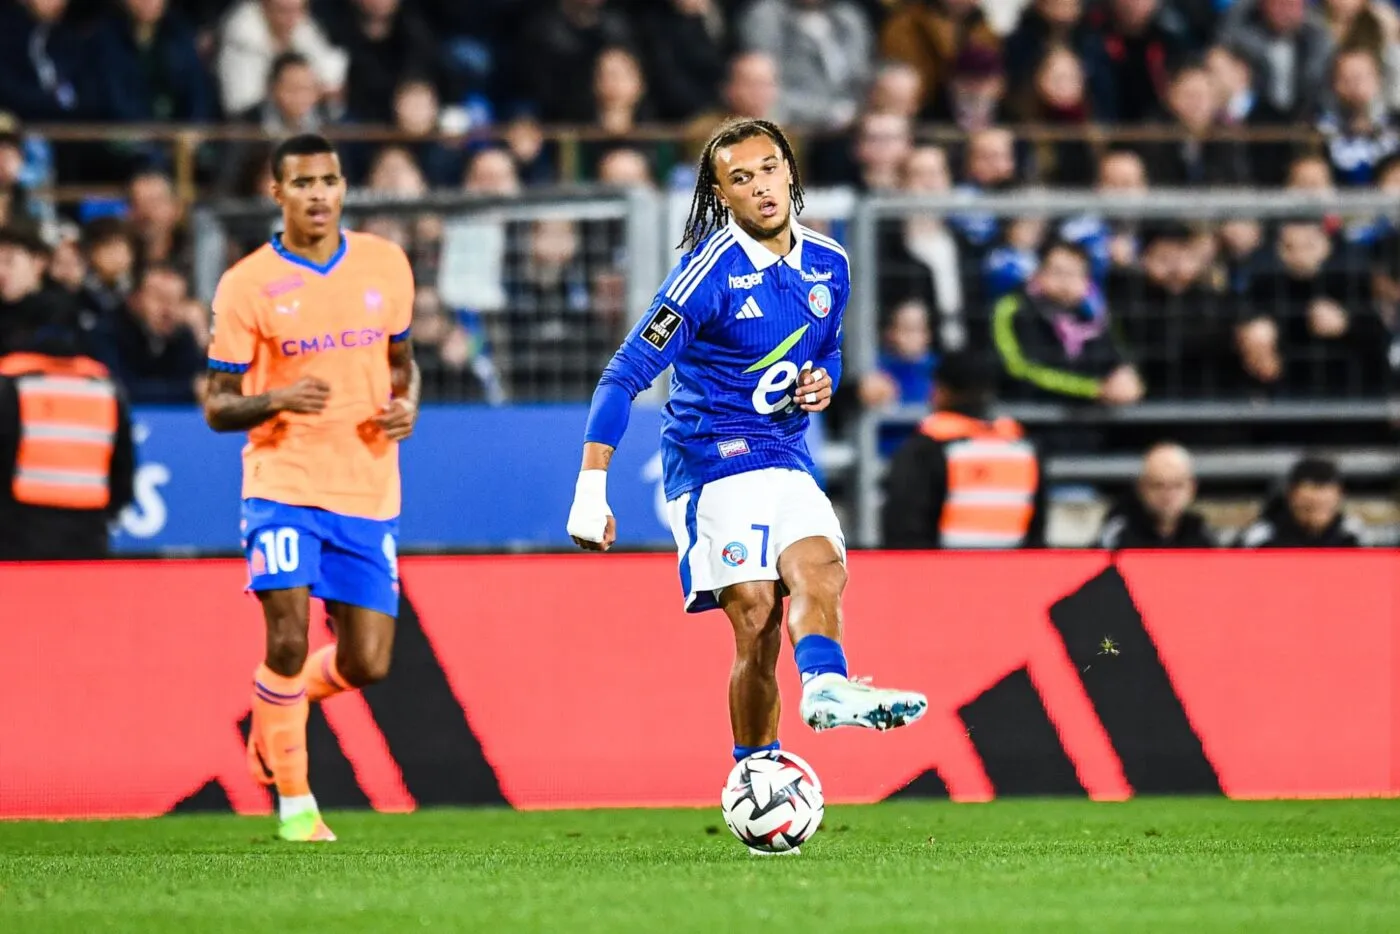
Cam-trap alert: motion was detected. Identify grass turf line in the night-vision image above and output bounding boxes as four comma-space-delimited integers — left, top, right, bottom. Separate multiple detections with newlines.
2, 798, 1398, 933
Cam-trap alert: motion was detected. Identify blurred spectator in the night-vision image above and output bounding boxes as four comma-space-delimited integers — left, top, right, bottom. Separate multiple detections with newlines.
1015, 44, 1097, 185
877, 146, 967, 352
1285, 152, 1336, 195
127, 171, 192, 278
597, 147, 656, 188
1145, 63, 1252, 186
857, 298, 936, 409
462, 147, 521, 196
1238, 456, 1363, 546
501, 115, 554, 186
1321, 0, 1400, 110
76, 217, 135, 356
0, 223, 79, 356
217, 0, 348, 116
584, 47, 674, 179
363, 145, 442, 277
502, 218, 611, 399
984, 216, 1048, 301
0, 324, 135, 561
387, 78, 465, 188
1096, 442, 1217, 548
219, 53, 326, 193
1219, 0, 1333, 123
1205, 42, 1289, 185
46, 224, 84, 295
880, 0, 1000, 118
929, 39, 1010, 132
722, 52, 782, 121
1217, 216, 1266, 293
637, 0, 727, 121
948, 127, 1019, 249
0, 0, 96, 121
881, 349, 1045, 549
517, 0, 637, 123
866, 60, 923, 117
1060, 147, 1149, 282
844, 112, 914, 191
1108, 221, 1234, 396
91, 0, 215, 123
410, 285, 495, 402
1005, 0, 1113, 113
1239, 218, 1392, 396
1317, 49, 1399, 187
0, 118, 38, 228
112, 263, 204, 403
1085, 0, 1192, 122
992, 238, 1144, 405
740, 0, 873, 129
324, 0, 441, 124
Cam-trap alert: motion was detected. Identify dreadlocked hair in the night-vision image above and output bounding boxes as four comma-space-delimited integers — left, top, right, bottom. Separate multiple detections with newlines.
679, 118, 805, 251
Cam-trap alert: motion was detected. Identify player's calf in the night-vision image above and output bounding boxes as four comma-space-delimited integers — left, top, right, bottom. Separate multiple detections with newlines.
721, 584, 784, 755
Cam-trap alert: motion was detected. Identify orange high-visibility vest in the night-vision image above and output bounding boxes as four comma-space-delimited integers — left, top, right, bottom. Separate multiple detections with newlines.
919, 411, 1038, 549
0, 352, 118, 510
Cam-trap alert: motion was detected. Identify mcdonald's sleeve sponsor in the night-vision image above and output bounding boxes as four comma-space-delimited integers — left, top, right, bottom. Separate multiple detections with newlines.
1, 551, 1396, 819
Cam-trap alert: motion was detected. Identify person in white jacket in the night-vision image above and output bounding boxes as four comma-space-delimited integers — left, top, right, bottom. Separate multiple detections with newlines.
217, 0, 348, 117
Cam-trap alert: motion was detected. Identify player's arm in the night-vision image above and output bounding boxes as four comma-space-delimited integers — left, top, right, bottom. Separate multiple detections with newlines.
203, 275, 328, 432
372, 338, 421, 441
798, 271, 848, 414
372, 244, 421, 442
568, 296, 701, 552
203, 370, 330, 432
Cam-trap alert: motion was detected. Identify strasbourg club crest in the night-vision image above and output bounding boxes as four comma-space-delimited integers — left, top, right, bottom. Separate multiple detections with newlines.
807, 284, 832, 319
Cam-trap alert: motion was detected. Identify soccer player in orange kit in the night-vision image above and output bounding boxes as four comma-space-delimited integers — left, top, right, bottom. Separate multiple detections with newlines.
203, 134, 420, 842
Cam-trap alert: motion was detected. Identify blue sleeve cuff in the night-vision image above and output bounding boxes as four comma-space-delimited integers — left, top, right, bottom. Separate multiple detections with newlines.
208, 358, 250, 373
390, 327, 411, 343
583, 380, 633, 448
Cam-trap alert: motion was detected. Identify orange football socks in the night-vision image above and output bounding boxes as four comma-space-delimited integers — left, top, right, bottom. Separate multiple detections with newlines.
252, 664, 311, 799
302, 645, 352, 702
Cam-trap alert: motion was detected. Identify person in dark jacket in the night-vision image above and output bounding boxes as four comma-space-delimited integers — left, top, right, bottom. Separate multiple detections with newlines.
1097, 442, 1217, 549
0, 327, 135, 560
1238, 457, 1364, 548
636, 0, 726, 121
882, 350, 1047, 549
992, 238, 1145, 405
91, 0, 215, 123
0, 223, 84, 357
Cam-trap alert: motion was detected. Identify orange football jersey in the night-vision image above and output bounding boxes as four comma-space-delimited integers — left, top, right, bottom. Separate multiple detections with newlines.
208, 231, 414, 520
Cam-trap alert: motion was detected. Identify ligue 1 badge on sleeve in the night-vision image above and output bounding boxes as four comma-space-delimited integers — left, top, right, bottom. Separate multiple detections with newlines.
807, 283, 832, 318
365, 289, 383, 313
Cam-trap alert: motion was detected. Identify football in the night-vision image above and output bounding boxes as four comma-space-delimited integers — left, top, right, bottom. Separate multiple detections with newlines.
720, 750, 825, 853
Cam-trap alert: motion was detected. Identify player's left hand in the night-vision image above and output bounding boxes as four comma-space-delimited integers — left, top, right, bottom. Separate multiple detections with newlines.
797, 367, 833, 413
374, 398, 417, 441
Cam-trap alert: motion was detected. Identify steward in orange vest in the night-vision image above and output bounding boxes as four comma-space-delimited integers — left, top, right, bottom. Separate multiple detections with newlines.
0, 337, 135, 560
881, 351, 1045, 549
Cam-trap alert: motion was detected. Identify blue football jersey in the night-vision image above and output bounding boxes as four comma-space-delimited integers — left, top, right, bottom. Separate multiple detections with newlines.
597, 220, 848, 500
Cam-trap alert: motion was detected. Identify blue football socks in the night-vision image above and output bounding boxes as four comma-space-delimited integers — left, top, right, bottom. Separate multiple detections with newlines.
793, 634, 848, 684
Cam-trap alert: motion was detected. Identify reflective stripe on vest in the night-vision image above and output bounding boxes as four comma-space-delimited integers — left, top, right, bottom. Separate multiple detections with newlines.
919, 412, 1038, 549
6, 359, 118, 510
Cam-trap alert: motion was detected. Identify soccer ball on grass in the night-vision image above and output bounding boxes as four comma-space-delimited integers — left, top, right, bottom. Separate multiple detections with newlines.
720, 750, 824, 853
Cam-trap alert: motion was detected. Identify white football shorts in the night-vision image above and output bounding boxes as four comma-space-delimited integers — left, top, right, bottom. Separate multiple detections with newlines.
665, 467, 846, 613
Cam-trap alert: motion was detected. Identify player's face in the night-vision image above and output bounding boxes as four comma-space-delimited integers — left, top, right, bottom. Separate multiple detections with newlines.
274, 152, 346, 241
712, 136, 791, 242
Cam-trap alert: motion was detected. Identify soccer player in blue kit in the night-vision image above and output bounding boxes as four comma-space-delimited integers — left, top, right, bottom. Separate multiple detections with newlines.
567, 119, 928, 797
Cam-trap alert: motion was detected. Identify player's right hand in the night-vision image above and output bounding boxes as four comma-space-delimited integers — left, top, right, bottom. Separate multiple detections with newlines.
271, 377, 331, 414
567, 469, 616, 552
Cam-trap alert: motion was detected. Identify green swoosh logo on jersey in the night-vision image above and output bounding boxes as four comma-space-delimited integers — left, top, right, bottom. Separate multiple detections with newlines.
743, 324, 810, 374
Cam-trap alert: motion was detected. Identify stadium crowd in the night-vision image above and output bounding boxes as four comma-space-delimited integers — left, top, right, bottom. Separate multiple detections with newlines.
0, 0, 1397, 408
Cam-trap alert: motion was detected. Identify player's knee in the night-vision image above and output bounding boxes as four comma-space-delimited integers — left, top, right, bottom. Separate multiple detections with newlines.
338, 643, 393, 687
787, 556, 846, 603
727, 599, 781, 655
264, 626, 309, 676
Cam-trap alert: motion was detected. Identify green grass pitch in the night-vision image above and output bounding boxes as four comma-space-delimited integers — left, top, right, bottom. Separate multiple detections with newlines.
2, 798, 1398, 933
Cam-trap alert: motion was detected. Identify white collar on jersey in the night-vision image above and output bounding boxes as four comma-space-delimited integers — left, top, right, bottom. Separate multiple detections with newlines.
726, 216, 805, 272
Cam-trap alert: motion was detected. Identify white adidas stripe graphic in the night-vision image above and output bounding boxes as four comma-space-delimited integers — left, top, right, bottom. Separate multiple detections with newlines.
736, 296, 764, 319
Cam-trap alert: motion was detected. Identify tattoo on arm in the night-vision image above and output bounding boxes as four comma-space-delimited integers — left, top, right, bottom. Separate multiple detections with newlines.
202, 370, 278, 433
581, 442, 614, 471
390, 339, 421, 408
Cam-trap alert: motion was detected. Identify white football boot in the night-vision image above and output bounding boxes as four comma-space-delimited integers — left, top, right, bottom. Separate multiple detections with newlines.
799, 674, 928, 732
